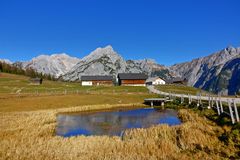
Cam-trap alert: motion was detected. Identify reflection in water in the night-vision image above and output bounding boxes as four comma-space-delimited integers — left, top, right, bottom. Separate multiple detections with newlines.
56, 108, 181, 137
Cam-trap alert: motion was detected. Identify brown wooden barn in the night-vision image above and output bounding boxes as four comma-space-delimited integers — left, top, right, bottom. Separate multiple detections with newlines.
117, 73, 148, 86
171, 77, 187, 85
81, 75, 113, 86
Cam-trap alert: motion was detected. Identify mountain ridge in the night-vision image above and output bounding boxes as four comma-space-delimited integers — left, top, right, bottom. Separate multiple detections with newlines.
60, 45, 172, 81
2, 45, 239, 95
17, 53, 80, 78
170, 46, 240, 95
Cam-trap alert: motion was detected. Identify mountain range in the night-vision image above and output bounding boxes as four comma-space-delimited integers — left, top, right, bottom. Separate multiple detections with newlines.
1, 45, 239, 95
13, 54, 80, 78
60, 45, 172, 81
170, 46, 240, 95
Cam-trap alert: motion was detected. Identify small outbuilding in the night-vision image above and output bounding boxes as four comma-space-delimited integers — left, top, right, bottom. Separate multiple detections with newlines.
117, 73, 148, 86
171, 77, 187, 85
81, 75, 113, 86
146, 77, 166, 86
29, 78, 43, 85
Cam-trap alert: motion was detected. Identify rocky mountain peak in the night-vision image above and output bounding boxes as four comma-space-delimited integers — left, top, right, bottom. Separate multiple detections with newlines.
61, 46, 127, 81
61, 46, 173, 81
20, 53, 80, 78
225, 45, 235, 52
81, 45, 121, 62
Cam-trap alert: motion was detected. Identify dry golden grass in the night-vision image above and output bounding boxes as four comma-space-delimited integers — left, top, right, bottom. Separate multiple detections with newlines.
0, 72, 155, 112
0, 104, 238, 160
0, 93, 155, 112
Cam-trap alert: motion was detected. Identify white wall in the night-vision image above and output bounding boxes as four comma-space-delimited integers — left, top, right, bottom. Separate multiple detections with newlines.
153, 78, 165, 85
82, 81, 92, 86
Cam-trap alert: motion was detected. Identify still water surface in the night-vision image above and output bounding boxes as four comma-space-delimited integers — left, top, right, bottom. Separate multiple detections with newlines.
56, 108, 181, 137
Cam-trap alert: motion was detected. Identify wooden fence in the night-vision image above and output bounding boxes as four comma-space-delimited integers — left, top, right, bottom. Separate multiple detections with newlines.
167, 92, 240, 124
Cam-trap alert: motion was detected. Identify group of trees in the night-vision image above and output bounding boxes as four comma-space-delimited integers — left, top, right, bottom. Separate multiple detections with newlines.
0, 61, 56, 81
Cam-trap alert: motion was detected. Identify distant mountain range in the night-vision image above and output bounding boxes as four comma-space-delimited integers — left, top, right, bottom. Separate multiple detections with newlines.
1, 45, 239, 95
60, 45, 172, 81
170, 46, 240, 95
13, 54, 80, 78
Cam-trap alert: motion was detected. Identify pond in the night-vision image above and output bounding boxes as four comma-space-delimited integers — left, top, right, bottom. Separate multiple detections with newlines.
56, 108, 181, 137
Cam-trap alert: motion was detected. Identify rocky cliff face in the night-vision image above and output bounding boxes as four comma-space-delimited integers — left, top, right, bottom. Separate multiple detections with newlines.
196, 58, 240, 95
61, 45, 172, 81
19, 53, 80, 78
61, 46, 127, 81
170, 46, 240, 95
126, 59, 172, 79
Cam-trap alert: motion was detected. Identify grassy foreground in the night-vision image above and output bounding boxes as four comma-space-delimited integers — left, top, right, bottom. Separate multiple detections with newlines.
1, 103, 239, 160
1, 73, 239, 159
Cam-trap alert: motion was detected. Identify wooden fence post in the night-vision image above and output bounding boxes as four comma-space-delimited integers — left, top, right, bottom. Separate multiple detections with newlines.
215, 97, 220, 115
208, 94, 211, 109
228, 100, 235, 124
173, 93, 175, 100
120, 130, 125, 141
181, 94, 184, 104
199, 93, 202, 105
161, 101, 164, 106
219, 96, 223, 113
188, 94, 191, 104
211, 96, 214, 108
233, 99, 239, 122
197, 94, 200, 107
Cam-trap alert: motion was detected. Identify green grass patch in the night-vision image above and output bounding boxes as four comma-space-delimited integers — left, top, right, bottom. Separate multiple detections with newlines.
0, 73, 148, 94
155, 84, 211, 96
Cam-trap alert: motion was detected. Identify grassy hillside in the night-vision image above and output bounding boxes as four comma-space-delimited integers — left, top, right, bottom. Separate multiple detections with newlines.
155, 84, 211, 96
0, 73, 154, 112
0, 73, 148, 94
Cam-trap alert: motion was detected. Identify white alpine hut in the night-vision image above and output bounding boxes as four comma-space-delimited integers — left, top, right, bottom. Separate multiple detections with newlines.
146, 76, 166, 85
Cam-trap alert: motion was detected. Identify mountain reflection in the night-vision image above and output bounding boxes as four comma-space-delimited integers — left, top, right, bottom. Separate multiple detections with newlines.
56, 108, 181, 137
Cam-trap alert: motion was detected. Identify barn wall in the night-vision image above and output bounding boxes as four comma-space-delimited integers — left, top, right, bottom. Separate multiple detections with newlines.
121, 79, 146, 84
82, 80, 113, 86
92, 80, 113, 86
120, 79, 146, 86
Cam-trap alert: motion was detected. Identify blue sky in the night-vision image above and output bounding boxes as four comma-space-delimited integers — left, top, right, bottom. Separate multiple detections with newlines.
0, 0, 239, 66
